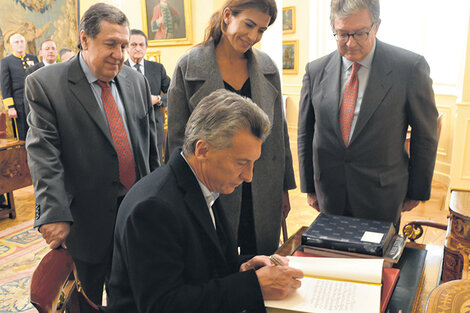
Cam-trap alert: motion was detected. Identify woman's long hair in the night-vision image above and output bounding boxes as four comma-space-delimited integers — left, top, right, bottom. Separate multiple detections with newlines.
200, 0, 277, 47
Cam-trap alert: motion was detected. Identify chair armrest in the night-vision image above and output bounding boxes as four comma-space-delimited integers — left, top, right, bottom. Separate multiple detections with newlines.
402, 220, 447, 242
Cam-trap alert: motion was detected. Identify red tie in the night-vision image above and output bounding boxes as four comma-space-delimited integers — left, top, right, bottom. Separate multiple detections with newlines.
339, 62, 360, 146
97, 80, 136, 190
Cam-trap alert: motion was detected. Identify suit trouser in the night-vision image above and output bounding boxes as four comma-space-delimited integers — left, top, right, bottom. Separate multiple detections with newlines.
72, 195, 125, 305
11, 109, 27, 140
344, 195, 401, 231
155, 109, 164, 164
74, 255, 112, 305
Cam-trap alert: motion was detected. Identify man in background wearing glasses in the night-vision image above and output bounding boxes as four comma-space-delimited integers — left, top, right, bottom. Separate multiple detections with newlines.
298, 0, 438, 228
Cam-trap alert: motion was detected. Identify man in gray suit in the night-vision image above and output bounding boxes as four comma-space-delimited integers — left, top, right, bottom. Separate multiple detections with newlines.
125, 29, 170, 163
25, 3, 159, 304
298, 0, 438, 226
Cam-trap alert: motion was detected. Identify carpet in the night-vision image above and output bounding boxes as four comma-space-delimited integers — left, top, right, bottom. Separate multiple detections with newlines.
0, 222, 48, 313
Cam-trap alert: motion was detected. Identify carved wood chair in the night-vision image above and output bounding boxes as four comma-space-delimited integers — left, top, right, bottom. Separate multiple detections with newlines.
402, 190, 470, 283
30, 248, 101, 313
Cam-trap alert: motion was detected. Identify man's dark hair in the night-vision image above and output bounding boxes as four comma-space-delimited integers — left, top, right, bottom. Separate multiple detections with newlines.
39, 38, 54, 50
78, 3, 129, 49
59, 48, 72, 58
130, 29, 148, 46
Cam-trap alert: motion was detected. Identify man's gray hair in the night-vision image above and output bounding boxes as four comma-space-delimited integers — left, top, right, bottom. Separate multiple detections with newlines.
182, 89, 271, 155
330, 0, 380, 30
79, 3, 129, 43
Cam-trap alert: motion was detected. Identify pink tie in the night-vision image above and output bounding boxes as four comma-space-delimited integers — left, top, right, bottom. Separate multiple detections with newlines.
97, 80, 136, 190
339, 62, 360, 146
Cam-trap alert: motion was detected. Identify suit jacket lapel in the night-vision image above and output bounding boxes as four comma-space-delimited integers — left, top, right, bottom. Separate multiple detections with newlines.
114, 68, 139, 143
68, 56, 114, 145
170, 151, 228, 262
350, 40, 393, 144
321, 52, 343, 144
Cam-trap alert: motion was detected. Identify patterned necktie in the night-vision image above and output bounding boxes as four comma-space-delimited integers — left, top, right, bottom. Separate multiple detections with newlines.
339, 62, 360, 146
135, 63, 142, 73
96, 80, 136, 190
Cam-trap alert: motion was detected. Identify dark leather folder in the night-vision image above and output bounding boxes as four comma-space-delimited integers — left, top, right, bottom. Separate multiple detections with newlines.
387, 247, 427, 313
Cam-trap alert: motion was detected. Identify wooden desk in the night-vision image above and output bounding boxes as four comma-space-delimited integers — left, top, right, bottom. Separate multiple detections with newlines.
0, 139, 32, 219
276, 227, 444, 313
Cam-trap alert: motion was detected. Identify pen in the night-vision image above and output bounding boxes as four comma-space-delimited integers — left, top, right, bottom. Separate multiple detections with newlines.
269, 254, 285, 266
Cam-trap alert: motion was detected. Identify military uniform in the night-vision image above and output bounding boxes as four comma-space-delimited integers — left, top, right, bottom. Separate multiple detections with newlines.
1, 53, 38, 140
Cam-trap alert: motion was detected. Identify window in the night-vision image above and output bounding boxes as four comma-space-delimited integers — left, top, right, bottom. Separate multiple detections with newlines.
310, 0, 470, 93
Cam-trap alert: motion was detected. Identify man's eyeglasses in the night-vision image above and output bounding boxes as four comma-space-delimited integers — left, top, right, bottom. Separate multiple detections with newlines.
333, 23, 375, 43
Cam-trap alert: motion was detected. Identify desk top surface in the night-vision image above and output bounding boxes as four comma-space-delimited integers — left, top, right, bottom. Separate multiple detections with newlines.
0, 139, 25, 150
277, 226, 444, 313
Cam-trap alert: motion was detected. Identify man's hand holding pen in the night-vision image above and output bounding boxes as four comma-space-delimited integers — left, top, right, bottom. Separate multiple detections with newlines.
240, 254, 304, 300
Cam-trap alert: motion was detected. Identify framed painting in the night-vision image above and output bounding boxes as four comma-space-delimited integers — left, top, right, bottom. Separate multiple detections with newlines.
0, 0, 78, 138
141, 0, 193, 47
282, 6, 295, 34
0, 0, 78, 60
282, 40, 298, 75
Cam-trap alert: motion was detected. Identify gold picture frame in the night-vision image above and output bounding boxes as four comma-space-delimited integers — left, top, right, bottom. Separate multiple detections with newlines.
141, 0, 193, 47
145, 50, 161, 63
282, 6, 296, 34
282, 40, 298, 75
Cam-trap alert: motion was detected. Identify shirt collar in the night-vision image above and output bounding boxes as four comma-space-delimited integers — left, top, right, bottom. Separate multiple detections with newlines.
128, 58, 144, 68
342, 39, 376, 71
79, 52, 115, 84
43, 61, 55, 66
13, 52, 26, 59
180, 152, 219, 207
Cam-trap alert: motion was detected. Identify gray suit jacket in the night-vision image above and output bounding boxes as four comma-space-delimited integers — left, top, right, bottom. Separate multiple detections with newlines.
298, 39, 438, 224
124, 59, 170, 163
166, 40, 296, 254
25, 55, 159, 263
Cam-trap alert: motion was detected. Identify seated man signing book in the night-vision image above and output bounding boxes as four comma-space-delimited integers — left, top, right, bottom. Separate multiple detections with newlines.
107, 89, 303, 313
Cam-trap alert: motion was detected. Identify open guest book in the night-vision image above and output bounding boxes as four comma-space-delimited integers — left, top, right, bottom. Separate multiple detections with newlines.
265, 257, 393, 313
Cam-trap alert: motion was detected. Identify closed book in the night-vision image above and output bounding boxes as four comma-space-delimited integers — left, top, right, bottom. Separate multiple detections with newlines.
301, 213, 395, 256
381, 267, 400, 313
301, 234, 406, 267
